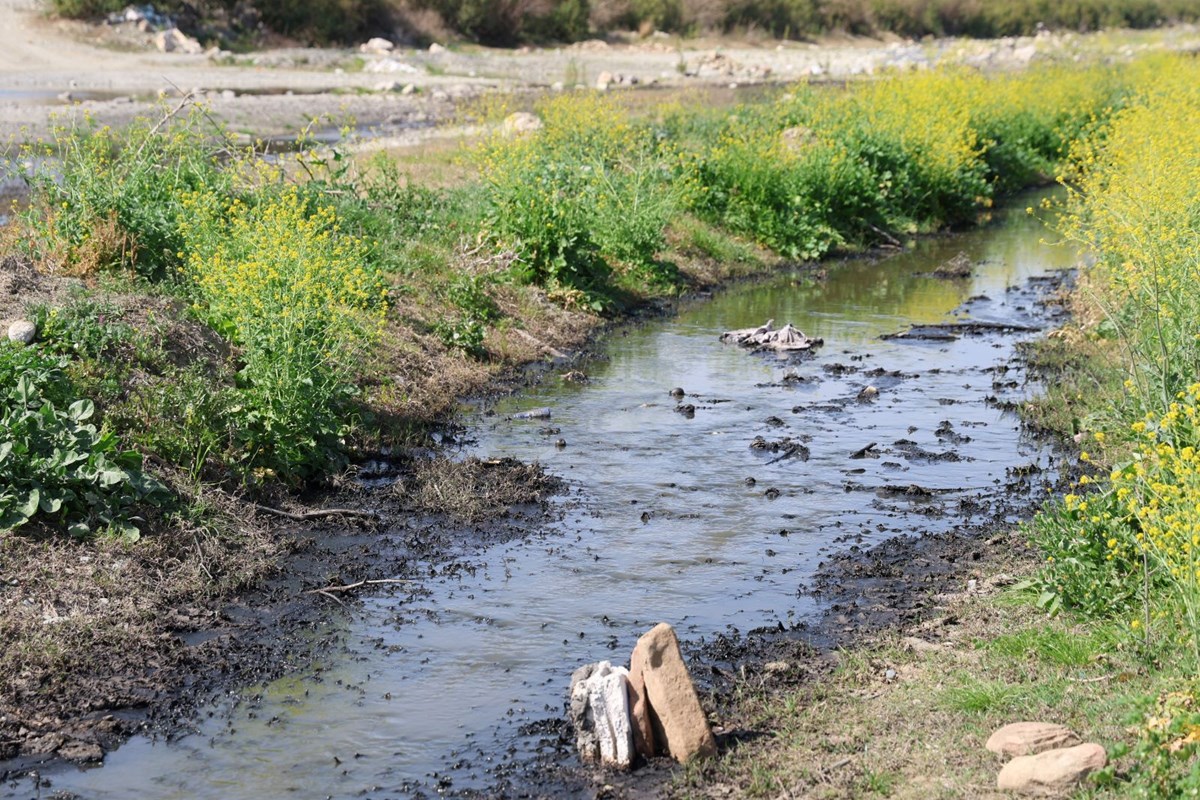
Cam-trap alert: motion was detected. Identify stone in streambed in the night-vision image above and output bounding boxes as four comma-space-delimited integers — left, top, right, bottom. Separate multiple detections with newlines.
626, 662, 656, 759
987, 722, 1081, 758
996, 742, 1106, 796
569, 661, 634, 769
630, 623, 716, 763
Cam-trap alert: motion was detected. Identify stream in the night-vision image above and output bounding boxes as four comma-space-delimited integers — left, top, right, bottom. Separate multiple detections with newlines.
9, 195, 1077, 799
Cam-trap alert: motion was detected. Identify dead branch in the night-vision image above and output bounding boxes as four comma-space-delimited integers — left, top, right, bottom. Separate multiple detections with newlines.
252, 503, 381, 522
307, 578, 413, 595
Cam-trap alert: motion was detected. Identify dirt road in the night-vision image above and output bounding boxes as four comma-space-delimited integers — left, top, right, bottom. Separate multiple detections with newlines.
6, 0, 1194, 143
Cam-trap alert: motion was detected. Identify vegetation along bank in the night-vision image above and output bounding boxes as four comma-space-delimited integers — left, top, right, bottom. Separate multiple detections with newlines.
4, 48, 1200, 793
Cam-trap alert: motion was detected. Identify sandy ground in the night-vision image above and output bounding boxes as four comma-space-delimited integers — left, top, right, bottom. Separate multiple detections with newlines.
4, 0, 1198, 144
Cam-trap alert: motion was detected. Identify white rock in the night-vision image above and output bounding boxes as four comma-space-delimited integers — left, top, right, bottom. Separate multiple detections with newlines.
588, 664, 634, 769
595, 70, 614, 90
1012, 44, 1038, 64
569, 661, 634, 769
364, 58, 418, 74
502, 111, 543, 137
401, 83, 416, 95
360, 37, 395, 54
7, 320, 36, 344
429, 42, 447, 54
154, 28, 203, 55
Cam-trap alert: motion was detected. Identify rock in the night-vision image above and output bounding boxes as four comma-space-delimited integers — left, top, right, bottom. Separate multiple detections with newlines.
857, 385, 879, 401
58, 739, 104, 763
629, 623, 716, 763
154, 28, 203, 54
364, 58, 418, 74
569, 663, 600, 759
513, 407, 552, 420
7, 320, 36, 344
375, 80, 403, 92
987, 722, 1082, 758
1012, 44, 1038, 64
569, 661, 634, 769
360, 37, 394, 54
502, 111, 543, 137
780, 125, 816, 153
401, 83, 416, 95
626, 663, 656, 759
997, 743, 1106, 796
429, 42, 447, 54
596, 71, 614, 90
431, 90, 450, 102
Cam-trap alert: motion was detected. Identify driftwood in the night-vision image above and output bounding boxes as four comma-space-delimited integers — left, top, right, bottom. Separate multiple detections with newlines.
720, 319, 823, 352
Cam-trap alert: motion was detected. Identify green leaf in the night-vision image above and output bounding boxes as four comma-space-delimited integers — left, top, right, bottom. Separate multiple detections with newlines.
16, 488, 40, 521
67, 521, 91, 539
0, 442, 10, 464
97, 468, 128, 487
68, 399, 95, 422
109, 520, 140, 543
39, 494, 63, 514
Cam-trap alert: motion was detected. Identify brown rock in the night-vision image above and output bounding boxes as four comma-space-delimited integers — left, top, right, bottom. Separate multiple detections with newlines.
987, 722, 1082, 758
626, 656, 656, 759
996, 742, 1106, 796
630, 623, 716, 763
58, 739, 104, 763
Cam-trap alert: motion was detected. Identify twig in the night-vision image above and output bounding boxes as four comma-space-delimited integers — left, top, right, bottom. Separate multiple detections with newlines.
512, 328, 568, 360
132, 91, 196, 161
868, 223, 902, 247
307, 578, 413, 595
313, 590, 348, 608
252, 503, 380, 522
1068, 674, 1113, 684
192, 533, 215, 582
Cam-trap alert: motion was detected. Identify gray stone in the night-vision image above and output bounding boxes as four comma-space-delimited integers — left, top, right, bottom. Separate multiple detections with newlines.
7, 320, 35, 344
997, 742, 1106, 796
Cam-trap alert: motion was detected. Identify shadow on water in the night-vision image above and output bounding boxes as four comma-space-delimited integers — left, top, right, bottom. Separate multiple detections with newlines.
6, 192, 1078, 799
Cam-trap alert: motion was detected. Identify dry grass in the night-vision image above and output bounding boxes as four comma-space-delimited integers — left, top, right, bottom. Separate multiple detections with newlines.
397, 455, 563, 521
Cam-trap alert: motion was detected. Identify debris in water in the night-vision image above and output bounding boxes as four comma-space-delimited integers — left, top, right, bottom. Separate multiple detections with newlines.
720, 319, 823, 352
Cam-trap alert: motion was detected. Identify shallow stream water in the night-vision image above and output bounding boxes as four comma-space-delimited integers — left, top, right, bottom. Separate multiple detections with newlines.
12, 197, 1077, 799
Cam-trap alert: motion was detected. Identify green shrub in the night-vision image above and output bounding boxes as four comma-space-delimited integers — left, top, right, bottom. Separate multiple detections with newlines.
476, 94, 679, 308
180, 187, 387, 480
15, 108, 238, 282
0, 344, 169, 539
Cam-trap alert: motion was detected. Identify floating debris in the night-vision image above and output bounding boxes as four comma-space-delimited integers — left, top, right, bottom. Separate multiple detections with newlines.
720, 319, 823, 352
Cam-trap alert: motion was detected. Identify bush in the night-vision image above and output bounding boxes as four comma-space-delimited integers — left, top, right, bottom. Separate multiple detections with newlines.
476, 94, 679, 308
180, 187, 387, 480
15, 108, 238, 282
0, 344, 169, 539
